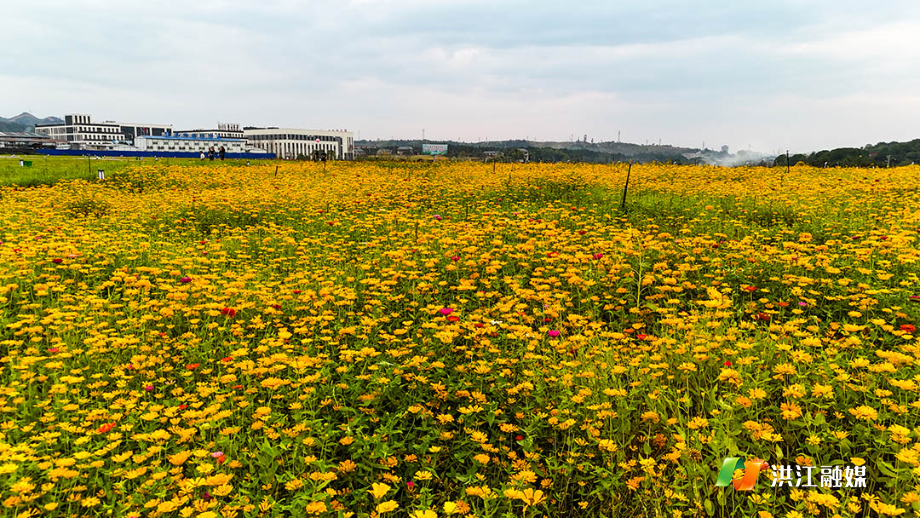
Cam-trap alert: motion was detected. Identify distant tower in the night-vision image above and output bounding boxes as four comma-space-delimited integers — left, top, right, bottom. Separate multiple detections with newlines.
721, 145, 729, 154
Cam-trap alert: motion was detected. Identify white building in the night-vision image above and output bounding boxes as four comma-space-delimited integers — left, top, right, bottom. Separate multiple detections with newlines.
34, 114, 171, 149
243, 128, 354, 160
174, 123, 244, 139
135, 135, 248, 154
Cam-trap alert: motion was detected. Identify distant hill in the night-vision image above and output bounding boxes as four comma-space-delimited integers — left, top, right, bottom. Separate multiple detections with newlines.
0, 120, 27, 132
355, 138, 734, 165
0, 112, 63, 132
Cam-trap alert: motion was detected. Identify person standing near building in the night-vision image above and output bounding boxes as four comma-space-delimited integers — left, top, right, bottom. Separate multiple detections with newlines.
208, 147, 215, 161
219, 146, 226, 160
200, 150, 205, 160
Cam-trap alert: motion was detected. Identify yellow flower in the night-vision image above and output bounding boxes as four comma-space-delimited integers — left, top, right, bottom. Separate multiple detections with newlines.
369, 482, 391, 500
848, 405, 878, 421
376, 500, 399, 514
168, 451, 192, 465
410, 511, 437, 518
869, 500, 906, 516
305, 501, 327, 514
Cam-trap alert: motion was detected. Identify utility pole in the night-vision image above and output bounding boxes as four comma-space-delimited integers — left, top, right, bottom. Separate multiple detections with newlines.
887, 155, 893, 167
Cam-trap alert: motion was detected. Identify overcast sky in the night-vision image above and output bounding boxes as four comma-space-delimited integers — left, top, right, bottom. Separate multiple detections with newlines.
3, 0, 920, 154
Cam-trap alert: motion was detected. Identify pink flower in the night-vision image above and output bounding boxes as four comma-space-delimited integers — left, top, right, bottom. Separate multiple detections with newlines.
592, 253, 603, 260
548, 330, 560, 338
211, 451, 224, 458
434, 214, 443, 221
450, 255, 460, 261
144, 385, 154, 392
439, 308, 454, 316
407, 481, 415, 489
179, 276, 191, 283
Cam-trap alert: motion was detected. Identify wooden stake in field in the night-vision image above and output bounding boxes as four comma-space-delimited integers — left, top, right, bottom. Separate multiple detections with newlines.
620, 161, 633, 212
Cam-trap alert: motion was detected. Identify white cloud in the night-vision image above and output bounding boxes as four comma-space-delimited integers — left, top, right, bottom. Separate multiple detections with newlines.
2, 1, 920, 154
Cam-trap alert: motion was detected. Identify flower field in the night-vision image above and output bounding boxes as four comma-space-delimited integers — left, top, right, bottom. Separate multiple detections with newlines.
1, 160, 920, 517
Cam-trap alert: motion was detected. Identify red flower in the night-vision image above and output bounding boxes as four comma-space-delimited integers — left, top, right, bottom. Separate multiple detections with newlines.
52, 258, 63, 264
744, 286, 757, 293
232, 385, 243, 390
447, 315, 460, 322
220, 307, 237, 317
450, 255, 460, 261
756, 312, 771, 322
221, 357, 233, 362
636, 333, 648, 340
723, 361, 732, 367
186, 363, 200, 370
178, 404, 188, 410
97, 422, 117, 433
777, 302, 789, 307
515, 435, 524, 441
293, 290, 302, 294
901, 324, 916, 333
217, 455, 226, 464
474, 323, 485, 328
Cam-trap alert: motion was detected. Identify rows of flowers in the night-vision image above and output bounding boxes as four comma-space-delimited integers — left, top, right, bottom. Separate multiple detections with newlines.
0, 161, 919, 517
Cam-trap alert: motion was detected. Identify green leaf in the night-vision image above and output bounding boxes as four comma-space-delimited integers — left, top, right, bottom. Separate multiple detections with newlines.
878, 461, 899, 478
704, 499, 715, 516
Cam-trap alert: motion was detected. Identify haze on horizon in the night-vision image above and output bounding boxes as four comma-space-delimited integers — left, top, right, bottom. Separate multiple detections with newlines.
3, 0, 920, 155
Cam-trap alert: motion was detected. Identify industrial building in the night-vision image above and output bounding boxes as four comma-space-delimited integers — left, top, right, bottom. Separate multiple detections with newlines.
134, 135, 250, 154
243, 128, 354, 160
0, 131, 61, 150
34, 114, 171, 149
174, 123, 244, 140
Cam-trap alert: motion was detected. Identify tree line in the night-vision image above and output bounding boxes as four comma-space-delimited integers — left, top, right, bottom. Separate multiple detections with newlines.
774, 139, 920, 168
